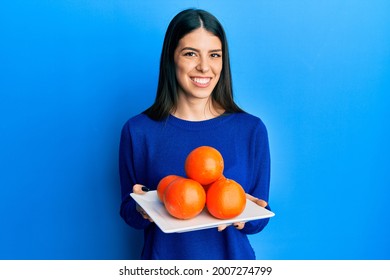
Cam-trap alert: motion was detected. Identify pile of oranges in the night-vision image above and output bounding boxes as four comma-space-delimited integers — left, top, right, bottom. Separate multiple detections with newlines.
157, 146, 246, 220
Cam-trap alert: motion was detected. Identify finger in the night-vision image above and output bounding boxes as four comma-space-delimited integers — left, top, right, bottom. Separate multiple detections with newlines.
140, 212, 154, 222
136, 205, 154, 222
217, 224, 230, 232
233, 222, 245, 230
256, 199, 268, 208
142, 213, 154, 223
133, 184, 150, 194
245, 193, 268, 208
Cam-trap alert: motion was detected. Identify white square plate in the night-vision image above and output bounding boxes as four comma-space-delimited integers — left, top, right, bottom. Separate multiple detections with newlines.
130, 191, 275, 233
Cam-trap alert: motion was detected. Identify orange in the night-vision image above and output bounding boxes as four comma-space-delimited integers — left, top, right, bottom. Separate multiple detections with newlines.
206, 178, 246, 219
163, 178, 206, 220
156, 175, 182, 202
184, 146, 224, 185
202, 174, 225, 193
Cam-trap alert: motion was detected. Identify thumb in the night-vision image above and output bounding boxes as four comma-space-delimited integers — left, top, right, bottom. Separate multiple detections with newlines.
245, 193, 268, 208
133, 184, 150, 194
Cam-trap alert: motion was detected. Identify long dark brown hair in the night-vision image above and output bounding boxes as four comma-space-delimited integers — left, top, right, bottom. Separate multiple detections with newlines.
144, 8, 243, 120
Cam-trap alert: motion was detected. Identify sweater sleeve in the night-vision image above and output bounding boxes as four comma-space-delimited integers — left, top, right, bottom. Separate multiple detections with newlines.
241, 119, 271, 235
118, 121, 151, 230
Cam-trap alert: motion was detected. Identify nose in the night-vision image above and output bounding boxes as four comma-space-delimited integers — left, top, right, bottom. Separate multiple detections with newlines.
196, 57, 210, 73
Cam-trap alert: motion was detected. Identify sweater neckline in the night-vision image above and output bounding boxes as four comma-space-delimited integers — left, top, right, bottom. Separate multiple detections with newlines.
167, 113, 236, 130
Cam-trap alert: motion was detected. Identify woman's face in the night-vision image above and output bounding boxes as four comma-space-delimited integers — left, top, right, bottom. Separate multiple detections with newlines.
174, 28, 223, 101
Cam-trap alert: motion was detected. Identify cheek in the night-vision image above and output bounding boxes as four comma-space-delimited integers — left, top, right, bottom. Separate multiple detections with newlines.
175, 61, 190, 78
175, 62, 191, 88
212, 62, 223, 76
214, 67, 223, 81
175, 65, 187, 85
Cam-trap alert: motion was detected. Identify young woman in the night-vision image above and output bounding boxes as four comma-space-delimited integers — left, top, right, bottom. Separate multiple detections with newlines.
119, 8, 271, 259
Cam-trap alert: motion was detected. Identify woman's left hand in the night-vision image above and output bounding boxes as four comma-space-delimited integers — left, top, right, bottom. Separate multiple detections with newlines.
245, 193, 268, 208
217, 193, 268, 232
133, 184, 154, 222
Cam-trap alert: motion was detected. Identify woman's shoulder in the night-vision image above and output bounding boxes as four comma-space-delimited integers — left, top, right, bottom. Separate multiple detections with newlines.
122, 113, 161, 132
231, 112, 267, 130
124, 113, 158, 126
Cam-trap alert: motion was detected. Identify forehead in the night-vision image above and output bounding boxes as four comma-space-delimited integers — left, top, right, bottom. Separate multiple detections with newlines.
177, 28, 222, 50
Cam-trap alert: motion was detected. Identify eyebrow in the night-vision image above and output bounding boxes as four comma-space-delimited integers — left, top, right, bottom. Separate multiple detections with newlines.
180, 47, 222, 53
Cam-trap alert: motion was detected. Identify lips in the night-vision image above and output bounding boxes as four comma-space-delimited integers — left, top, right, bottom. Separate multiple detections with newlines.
190, 77, 211, 87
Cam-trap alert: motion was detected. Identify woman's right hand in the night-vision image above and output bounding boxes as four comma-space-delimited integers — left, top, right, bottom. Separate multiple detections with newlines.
133, 184, 154, 222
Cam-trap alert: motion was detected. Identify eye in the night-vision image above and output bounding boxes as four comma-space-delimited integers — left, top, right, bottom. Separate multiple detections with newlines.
210, 53, 222, 58
183, 51, 197, 57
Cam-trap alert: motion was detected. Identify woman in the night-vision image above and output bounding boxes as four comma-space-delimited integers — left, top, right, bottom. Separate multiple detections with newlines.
119, 8, 271, 259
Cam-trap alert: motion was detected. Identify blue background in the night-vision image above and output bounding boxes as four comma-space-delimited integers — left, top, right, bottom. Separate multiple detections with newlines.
1, 0, 389, 260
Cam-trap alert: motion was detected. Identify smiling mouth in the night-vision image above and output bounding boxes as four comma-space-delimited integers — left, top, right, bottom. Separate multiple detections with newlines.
191, 77, 211, 87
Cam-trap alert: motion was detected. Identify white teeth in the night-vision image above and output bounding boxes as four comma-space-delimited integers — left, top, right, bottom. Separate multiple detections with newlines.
192, 77, 210, 84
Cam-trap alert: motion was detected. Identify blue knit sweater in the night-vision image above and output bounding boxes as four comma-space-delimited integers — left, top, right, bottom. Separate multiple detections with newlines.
119, 112, 271, 259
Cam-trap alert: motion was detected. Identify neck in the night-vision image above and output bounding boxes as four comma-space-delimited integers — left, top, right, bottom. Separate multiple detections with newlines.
172, 95, 224, 121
